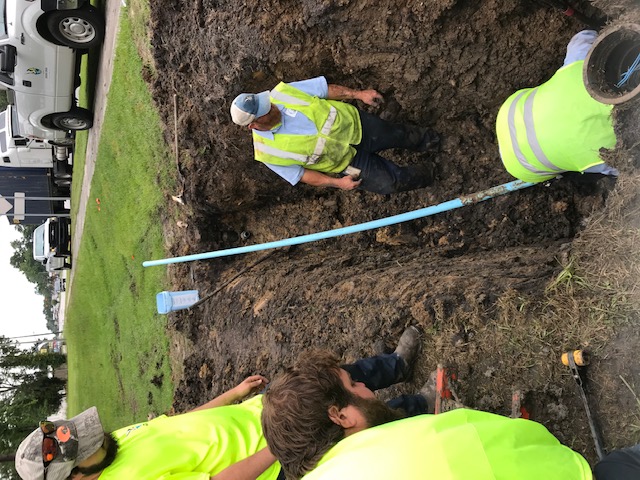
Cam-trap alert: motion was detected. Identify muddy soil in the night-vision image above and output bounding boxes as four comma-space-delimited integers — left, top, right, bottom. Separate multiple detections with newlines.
146, 0, 639, 465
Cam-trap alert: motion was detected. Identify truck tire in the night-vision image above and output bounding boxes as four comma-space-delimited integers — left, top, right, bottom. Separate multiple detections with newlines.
45, 5, 105, 50
50, 107, 93, 131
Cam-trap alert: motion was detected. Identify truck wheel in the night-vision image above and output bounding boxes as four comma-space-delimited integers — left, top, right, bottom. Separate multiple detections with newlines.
45, 5, 105, 50
50, 107, 93, 131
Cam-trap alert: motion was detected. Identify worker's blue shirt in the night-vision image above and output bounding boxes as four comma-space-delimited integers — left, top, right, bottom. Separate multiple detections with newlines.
563, 30, 597, 66
253, 76, 330, 185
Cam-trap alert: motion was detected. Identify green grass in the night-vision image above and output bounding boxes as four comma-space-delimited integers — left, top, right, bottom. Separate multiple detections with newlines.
65, 11, 175, 431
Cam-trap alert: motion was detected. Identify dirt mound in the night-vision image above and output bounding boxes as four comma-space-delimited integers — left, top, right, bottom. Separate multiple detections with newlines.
145, 0, 639, 465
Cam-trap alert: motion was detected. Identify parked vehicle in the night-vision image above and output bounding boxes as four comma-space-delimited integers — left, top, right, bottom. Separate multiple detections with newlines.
0, 103, 72, 171
0, 1, 105, 225
0, 0, 105, 141
53, 276, 66, 293
36, 338, 66, 354
0, 166, 70, 224
32, 216, 71, 271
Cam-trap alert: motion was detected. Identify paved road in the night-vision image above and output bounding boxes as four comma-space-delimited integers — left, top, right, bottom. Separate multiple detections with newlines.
68, 1, 121, 289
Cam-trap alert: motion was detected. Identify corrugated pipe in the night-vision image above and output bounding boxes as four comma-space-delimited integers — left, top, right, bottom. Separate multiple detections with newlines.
143, 180, 535, 267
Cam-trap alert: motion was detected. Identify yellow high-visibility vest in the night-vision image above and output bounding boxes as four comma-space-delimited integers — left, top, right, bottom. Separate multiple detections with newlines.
304, 410, 592, 480
253, 82, 362, 173
496, 60, 615, 183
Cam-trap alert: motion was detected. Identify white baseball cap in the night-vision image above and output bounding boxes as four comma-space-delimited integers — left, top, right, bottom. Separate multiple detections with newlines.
15, 407, 105, 480
230, 91, 271, 126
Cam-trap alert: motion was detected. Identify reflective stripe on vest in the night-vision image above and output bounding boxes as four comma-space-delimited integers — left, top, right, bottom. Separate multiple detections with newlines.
506, 90, 563, 176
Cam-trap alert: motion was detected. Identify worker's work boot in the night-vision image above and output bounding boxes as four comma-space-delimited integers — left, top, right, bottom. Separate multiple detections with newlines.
416, 128, 441, 152
398, 163, 436, 192
393, 326, 422, 381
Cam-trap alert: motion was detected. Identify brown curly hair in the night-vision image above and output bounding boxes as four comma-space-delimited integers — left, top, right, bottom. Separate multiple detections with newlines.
261, 350, 356, 479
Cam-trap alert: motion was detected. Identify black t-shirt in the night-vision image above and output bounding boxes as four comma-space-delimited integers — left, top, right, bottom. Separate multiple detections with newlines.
594, 447, 640, 480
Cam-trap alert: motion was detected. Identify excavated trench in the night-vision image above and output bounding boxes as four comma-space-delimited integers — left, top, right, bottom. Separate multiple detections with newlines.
143, 0, 637, 463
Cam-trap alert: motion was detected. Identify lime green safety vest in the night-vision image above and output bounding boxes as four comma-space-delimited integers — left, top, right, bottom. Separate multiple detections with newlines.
102, 395, 280, 480
496, 61, 616, 183
303, 410, 593, 480
252, 82, 362, 173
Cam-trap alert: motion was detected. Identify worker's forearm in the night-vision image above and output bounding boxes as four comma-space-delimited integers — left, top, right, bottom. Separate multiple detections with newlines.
210, 448, 277, 480
190, 375, 268, 412
327, 84, 366, 102
300, 169, 343, 188
190, 389, 242, 412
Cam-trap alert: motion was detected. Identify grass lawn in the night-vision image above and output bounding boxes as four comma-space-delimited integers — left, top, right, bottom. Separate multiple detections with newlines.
65, 8, 175, 430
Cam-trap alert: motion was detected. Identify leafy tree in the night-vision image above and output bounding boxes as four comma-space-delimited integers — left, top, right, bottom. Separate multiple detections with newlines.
0, 337, 66, 478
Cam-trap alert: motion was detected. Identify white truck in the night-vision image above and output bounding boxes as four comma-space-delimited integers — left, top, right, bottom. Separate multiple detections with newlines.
0, 104, 72, 223
0, 104, 71, 180
32, 216, 71, 271
0, 0, 105, 141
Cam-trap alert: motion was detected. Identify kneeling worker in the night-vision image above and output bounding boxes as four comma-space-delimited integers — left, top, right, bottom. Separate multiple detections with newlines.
230, 76, 440, 195
496, 30, 618, 183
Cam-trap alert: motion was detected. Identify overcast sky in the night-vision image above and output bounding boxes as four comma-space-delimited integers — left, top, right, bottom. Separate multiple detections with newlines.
0, 219, 51, 346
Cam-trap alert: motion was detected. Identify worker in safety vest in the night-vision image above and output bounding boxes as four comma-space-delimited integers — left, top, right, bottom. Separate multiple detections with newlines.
262, 348, 636, 480
14, 329, 424, 480
230, 77, 440, 195
496, 30, 618, 183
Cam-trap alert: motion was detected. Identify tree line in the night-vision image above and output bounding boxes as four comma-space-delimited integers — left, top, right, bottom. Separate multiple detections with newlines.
0, 337, 66, 479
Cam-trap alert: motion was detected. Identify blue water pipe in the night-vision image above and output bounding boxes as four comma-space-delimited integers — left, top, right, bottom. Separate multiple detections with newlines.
143, 180, 535, 267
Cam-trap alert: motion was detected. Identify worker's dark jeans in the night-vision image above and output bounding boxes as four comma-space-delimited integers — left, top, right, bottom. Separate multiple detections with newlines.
594, 444, 640, 480
343, 353, 428, 417
349, 110, 432, 195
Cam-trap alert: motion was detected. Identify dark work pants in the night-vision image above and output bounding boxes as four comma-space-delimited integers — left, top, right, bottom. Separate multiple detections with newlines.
342, 353, 428, 417
594, 444, 640, 480
349, 110, 431, 195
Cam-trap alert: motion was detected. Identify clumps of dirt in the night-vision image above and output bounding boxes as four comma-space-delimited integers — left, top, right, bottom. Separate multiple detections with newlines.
143, 0, 640, 467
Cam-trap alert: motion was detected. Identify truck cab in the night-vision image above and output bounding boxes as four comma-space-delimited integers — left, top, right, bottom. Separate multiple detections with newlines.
0, 0, 104, 140
0, 104, 72, 180
33, 216, 71, 271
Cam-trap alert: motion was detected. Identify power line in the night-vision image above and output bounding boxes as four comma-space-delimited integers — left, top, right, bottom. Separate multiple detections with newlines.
2, 332, 60, 340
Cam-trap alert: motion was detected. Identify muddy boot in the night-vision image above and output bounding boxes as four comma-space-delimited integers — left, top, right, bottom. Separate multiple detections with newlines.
393, 326, 422, 381
397, 163, 437, 192
416, 128, 441, 152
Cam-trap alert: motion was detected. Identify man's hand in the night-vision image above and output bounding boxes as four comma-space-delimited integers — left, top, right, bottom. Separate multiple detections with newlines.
300, 170, 362, 190
357, 89, 383, 107
336, 175, 362, 190
231, 375, 269, 400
